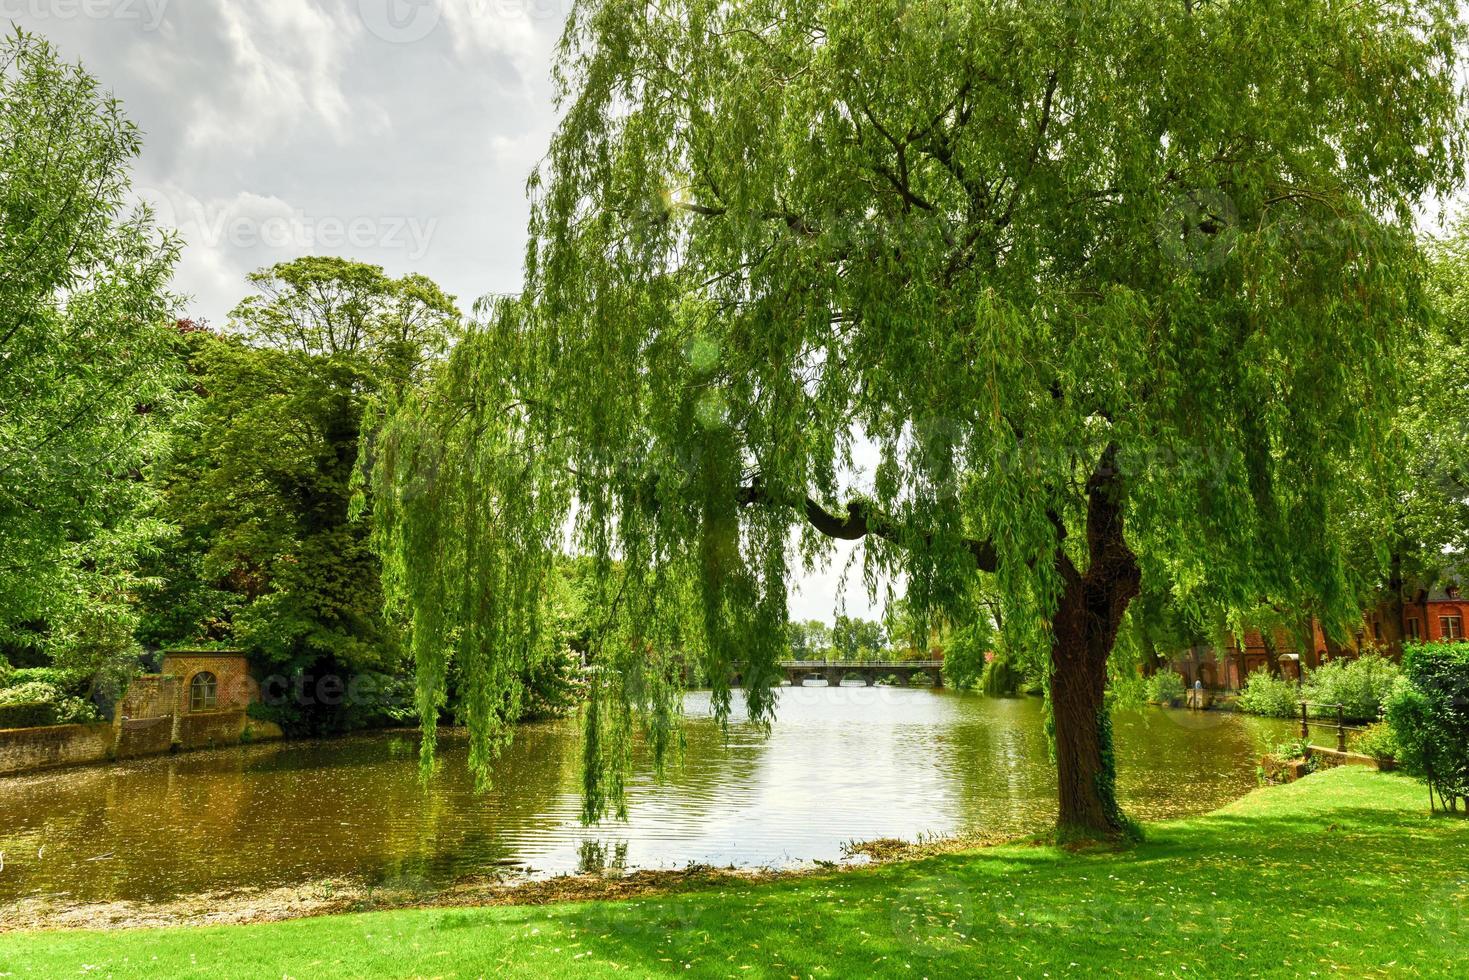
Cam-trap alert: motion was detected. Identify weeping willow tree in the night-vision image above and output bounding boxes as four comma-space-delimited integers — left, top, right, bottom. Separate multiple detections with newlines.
374, 0, 1465, 840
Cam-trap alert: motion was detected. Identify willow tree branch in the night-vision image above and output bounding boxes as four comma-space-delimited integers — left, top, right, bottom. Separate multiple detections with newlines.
736, 481, 999, 572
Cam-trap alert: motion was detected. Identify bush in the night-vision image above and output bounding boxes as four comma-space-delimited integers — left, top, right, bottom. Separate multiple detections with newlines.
1257, 736, 1317, 785
0, 681, 97, 726
1305, 654, 1399, 722
0, 701, 56, 729
1386, 643, 1469, 813
0, 681, 63, 707
1145, 671, 1186, 705
1237, 671, 1300, 718
980, 651, 1022, 697
1351, 722, 1398, 762
1269, 736, 1312, 762
6, 666, 78, 689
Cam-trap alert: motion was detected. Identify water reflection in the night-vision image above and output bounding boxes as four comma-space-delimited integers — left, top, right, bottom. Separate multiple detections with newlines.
0, 688, 1294, 905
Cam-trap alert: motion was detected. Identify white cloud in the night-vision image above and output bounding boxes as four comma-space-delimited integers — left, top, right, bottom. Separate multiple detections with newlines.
439, 0, 549, 68
186, 1, 359, 150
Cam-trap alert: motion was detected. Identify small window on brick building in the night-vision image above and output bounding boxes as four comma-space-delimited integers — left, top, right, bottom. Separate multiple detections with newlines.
1441, 615, 1464, 641
190, 672, 218, 711
1407, 618, 1421, 640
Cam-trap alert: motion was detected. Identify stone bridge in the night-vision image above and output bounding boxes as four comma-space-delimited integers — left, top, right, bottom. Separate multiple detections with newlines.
726, 660, 945, 688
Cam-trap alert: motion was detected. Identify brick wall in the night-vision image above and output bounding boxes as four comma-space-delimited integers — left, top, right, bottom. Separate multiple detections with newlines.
114, 715, 174, 759
116, 675, 180, 721
0, 654, 262, 775
1425, 601, 1465, 642
160, 652, 255, 713
177, 709, 247, 751
0, 723, 115, 776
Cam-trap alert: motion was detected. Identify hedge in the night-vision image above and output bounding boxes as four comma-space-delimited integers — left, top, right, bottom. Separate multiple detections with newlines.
1386, 642, 1469, 813
0, 701, 58, 729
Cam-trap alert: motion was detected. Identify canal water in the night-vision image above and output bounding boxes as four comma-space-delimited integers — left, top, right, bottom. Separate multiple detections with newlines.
0, 688, 1294, 907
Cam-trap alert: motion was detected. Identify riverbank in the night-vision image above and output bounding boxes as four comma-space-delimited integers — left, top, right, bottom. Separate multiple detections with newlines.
0, 821, 1022, 933
2, 767, 1463, 977
1, 694, 1297, 927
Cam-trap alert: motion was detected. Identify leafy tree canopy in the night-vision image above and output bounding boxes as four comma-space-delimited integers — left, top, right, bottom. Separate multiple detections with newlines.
376, 0, 1466, 835
141, 259, 458, 729
0, 29, 180, 684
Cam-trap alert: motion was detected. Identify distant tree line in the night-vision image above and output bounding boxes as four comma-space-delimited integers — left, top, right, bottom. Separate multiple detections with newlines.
0, 32, 588, 734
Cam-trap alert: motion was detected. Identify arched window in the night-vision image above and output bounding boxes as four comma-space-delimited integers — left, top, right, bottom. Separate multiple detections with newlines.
190, 671, 218, 711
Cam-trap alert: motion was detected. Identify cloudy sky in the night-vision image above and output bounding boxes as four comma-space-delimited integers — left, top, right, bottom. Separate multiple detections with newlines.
13, 0, 881, 623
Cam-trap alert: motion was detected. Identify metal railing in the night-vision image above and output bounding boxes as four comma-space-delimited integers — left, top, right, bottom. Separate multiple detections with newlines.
778, 659, 944, 669
1298, 701, 1377, 753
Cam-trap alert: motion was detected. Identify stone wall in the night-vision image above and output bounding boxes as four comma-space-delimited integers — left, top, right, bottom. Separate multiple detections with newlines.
117, 674, 180, 722
0, 723, 115, 776
114, 715, 175, 759
178, 710, 247, 751
0, 652, 263, 777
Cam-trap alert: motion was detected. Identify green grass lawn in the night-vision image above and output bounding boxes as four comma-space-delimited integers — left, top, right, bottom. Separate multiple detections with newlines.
1, 766, 1464, 978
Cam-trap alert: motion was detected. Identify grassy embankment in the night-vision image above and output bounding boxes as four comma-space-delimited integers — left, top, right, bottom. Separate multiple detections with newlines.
1, 766, 1464, 978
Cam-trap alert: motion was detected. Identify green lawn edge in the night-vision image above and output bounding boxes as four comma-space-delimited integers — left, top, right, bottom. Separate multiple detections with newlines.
1, 767, 1465, 978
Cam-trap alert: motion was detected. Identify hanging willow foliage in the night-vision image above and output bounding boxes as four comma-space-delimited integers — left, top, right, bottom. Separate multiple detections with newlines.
371, 0, 1466, 835
367, 300, 572, 780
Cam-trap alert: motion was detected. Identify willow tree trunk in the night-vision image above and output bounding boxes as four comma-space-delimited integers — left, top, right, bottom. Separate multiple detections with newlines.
1048, 449, 1142, 841
1381, 550, 1406, 658
1263, 632, 1282, 678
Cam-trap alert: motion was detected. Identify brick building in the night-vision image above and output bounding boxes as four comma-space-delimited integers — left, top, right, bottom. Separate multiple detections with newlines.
114, 650, 259, 752
158, 650, 257, 714
1399, 582, 1466, 644
1164, 579, 1466, 691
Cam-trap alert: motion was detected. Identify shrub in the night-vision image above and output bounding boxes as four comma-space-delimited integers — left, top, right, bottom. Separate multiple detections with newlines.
1145, 671, 1186, 705
1386, 643, 1469, 813
0, 701, 56, 729
0, 681, 97, 726
981, 652, 1022, 697
1237, 671, 1300, 718
1351, 722, 1398, 762
0, 681, 64, 707
1269, 736, 1312, 762
1257, 736, 1317, 785
7, 666, 77, 688
1305, 654, 1399, 722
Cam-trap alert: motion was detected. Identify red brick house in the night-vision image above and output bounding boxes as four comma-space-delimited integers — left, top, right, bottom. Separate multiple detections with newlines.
1163, 578, 1465, 691
1399, 582, 1465, 644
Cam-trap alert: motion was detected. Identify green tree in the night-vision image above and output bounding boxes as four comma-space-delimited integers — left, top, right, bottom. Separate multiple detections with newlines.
143, 259, 458, 731
830, 616, 886, 661
377, 0, 1464, 838
1318, 218, 1469, 660
786, 619, 831, 660
1385, 642, 1469, 813
1374, 225, 1469, 647
0, 30, 180, 688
